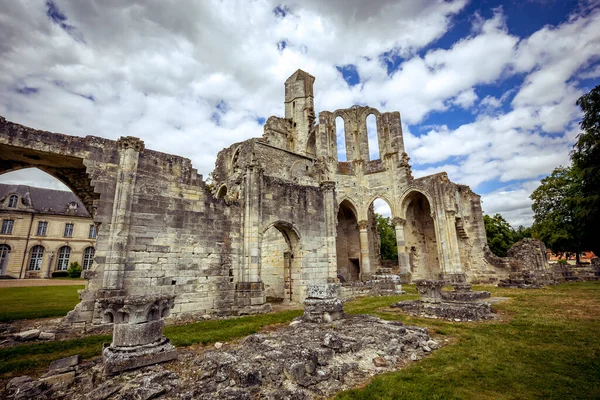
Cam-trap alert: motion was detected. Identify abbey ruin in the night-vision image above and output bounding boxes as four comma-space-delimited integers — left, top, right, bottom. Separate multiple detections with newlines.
0, 70, 511, 327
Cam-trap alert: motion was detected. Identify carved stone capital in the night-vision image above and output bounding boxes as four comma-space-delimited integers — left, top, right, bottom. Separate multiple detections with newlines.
391, 217, 406, 226
358, 220, 369, 230
445, 210, 456, 217
320, 181, 336, 191
117, 136, 145, 152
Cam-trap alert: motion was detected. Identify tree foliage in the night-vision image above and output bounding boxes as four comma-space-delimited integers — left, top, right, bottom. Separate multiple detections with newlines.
529, 85, 600, 258
572, 84, 600, 255
483, 214, 533, 257
530, 166, 585, 259
375, 214, 397, 261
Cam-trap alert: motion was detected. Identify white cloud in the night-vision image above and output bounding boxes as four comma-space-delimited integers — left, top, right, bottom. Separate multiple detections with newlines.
0, 0, 598, 229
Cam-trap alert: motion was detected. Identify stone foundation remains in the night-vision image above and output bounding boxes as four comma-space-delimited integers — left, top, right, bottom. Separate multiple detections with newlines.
392, 279, 493, 321
303, 284, 344, 323
99, 295, 177, 374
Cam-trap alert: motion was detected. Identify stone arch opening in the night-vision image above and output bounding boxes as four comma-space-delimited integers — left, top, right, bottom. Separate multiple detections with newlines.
0, 244, 10, 276
335, 116, 347, 161
336, 199, 361, 282
366, 113, 380, 161
260, 222, 300, 303
0, 141, 100, 217
403, 191, 440, 279
216, 184, 228, 199
371, 198, 397, 271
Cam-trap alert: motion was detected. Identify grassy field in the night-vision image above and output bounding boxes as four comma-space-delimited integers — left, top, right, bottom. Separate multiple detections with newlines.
338, 282, 600, 399
1, 282, 599, 399
0, 285, 85, 322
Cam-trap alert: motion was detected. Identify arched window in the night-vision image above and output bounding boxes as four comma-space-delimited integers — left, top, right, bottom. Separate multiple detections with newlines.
56, 246, 71, 271
336, 116, 347, 161
83, 247, 95, 270
216, 185, 228, 199
366, 114, 380, 160
28, 245, 44, 271
0, 244, 10, 275
8, 195, 18, 208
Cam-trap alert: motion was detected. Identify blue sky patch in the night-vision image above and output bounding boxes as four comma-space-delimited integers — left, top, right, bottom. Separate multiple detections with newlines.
336, 65, 360, 87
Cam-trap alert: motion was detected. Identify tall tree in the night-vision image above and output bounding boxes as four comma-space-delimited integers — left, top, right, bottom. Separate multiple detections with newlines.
572, 84, 600, 255
375, 214, 398, 261
483, 213, 515, 257
530, 166, 585, 263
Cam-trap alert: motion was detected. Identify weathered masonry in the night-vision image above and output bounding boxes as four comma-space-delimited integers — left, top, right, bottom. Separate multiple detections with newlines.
0, 70, 508, 327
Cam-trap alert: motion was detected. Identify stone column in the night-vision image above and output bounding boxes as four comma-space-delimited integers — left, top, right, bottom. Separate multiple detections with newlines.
443, 210, 464, 281
102, 137, 144, 290
358, 219, 371, 279
321, 181, 338, 282
44, 253, 54, 279
242, 163, 261, 283
392, 217, 411, 283
100, 295, 177, 374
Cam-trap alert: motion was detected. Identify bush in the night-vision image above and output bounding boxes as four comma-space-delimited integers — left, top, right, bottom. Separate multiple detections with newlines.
67, 262, 82, 278
51, 271, 69, 278
557, 259, 569, 265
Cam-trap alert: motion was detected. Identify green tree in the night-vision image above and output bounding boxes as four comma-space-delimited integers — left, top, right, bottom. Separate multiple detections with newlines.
513, 225, 533, 243
67, 261, 83, 278
572, 84, 600, 255
375, 214, 397, 261
483, 213, 515, 257
530, 166, 585, 263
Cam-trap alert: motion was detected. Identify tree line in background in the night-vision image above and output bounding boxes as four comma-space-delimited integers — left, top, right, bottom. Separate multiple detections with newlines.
486, 85, 600, 262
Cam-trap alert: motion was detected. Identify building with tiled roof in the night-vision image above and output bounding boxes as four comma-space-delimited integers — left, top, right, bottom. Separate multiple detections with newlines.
0, 184, 96, 278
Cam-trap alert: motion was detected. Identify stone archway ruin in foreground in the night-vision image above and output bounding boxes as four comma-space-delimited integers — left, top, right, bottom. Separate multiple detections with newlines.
0, 70, 512, 328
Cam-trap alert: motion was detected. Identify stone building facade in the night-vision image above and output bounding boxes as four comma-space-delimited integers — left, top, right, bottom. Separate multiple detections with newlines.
0, 70, 506, 328
0, 184, 97, 278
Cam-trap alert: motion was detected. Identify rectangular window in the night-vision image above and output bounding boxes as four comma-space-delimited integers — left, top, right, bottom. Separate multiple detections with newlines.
1, 219, 14, 235
64, 223, 74, 237
88, 224, 97, 239
36, 221, 48, 236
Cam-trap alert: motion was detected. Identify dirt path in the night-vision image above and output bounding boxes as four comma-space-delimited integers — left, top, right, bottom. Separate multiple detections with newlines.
0, 279, 87, 288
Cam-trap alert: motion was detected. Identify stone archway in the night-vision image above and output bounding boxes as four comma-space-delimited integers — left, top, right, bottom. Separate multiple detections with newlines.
260, 222, 301, 303
336, 199, 361, 282
404, 191, 440, 279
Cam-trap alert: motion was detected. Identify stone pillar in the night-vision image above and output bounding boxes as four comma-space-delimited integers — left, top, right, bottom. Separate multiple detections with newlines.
392, 217, 411, 283
443, 210, 464, 281
102, 137, 144, 291
358, 220, 372, 279
321, 181, 338, 282
242, 163, 261, 283
44, 253, 54, 279
100, 295, 177, 374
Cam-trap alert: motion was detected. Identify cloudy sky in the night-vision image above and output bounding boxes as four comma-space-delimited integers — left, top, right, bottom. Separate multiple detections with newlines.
1, 0, 599, 226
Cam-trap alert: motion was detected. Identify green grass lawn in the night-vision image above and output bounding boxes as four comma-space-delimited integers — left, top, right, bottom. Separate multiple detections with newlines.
0, 285, 85, 322
1, 282, 599, 399
338, 282, 600, 399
